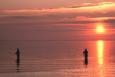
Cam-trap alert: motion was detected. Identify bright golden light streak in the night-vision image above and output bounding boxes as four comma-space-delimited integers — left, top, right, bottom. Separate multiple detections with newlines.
97, 40, 104, 65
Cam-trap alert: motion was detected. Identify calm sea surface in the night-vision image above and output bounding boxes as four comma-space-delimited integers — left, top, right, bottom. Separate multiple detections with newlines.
0, 22, 115, 77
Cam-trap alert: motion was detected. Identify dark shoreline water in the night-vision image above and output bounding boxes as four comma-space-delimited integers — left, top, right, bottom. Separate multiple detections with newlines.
0, 57, 115, 77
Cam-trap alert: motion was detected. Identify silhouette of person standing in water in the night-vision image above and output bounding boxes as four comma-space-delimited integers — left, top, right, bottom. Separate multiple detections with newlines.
83, 48, 88, 65
16, 48, 20, 71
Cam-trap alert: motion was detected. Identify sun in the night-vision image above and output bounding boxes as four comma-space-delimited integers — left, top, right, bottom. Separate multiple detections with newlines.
96, 24, 105, 34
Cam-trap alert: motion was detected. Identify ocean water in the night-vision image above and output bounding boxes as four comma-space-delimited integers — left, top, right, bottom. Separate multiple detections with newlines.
0, 18, 115, 77
0, 40, 115, 77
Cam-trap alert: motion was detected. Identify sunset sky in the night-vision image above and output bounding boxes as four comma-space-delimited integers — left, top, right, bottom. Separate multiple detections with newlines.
0, 0, 115, 9
0, 0, 115, 41
0, 0, 114, 9
0, 1, 115, 24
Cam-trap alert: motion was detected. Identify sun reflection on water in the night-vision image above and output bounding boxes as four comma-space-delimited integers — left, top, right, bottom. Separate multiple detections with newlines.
97, 40, 104, 65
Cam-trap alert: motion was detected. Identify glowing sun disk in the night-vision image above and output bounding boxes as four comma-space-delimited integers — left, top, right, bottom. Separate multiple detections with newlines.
96, 25, 105, 34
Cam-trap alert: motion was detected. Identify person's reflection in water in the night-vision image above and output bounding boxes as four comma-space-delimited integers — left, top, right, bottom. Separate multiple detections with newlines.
16, 48, 20, 72
83, 48, 88, 66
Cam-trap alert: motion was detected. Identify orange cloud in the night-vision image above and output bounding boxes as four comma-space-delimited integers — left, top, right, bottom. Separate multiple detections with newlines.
0, 2, 114, 15
0, 2, 115, 24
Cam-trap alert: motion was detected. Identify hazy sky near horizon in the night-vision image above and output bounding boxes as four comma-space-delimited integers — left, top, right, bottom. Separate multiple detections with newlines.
0, 0, 115, 9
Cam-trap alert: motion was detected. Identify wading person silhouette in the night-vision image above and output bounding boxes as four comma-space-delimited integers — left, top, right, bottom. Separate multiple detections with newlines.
83, 48, 88, 65
16, 48, 20, 71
